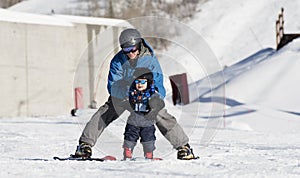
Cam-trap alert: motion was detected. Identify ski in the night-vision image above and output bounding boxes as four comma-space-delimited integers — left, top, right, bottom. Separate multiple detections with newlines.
133, 157, 163, 161
179, 156, 200, 160
122, 157, 163, 161
185, 156, 200, 160
53, 155, 116, 162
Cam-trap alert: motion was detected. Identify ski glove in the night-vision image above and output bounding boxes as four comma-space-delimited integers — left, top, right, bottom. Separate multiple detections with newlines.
110, 79, 130, 100
111, 96, 132, 112
144, 94, 165, 121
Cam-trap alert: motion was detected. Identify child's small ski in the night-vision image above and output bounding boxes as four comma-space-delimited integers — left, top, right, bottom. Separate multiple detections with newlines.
122, 157, 163, 161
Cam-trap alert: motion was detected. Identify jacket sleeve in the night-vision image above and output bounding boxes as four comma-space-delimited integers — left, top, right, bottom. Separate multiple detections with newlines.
107, 54, 124, 96
150, 56, 166, 99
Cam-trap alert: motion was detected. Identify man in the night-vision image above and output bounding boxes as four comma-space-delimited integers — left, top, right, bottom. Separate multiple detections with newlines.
74, 28, 196, 160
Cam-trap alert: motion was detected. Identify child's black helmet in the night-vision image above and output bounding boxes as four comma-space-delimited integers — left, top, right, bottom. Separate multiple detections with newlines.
133, 68, 153, 82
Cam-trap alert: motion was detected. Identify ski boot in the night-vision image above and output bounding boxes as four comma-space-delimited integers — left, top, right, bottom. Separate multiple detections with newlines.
144, 152, 153, 159
123, 147, 133, 160
177, 144, 197, 160
74, 142, 92, 158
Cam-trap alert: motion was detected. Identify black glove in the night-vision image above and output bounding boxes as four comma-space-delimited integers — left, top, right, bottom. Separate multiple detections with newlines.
110, 79, 130, 100
111, 96, 133, 112
144, 94, 165, 121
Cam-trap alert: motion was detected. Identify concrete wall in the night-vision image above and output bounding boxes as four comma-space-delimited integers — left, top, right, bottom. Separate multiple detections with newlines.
0, 14, 126, 117
73, 24, 121, 110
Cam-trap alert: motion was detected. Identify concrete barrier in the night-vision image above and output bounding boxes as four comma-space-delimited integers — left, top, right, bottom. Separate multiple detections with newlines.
0, 9, 128, 117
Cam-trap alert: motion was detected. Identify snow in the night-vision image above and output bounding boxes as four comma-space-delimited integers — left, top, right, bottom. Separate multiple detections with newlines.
2, 0, 300, 177
8, 0, 77, 15
224, 39, 300, 112
188, 0, 300, 66
0, 8, 130, 27
52, 14, 130, 27
0, 8, 73, 26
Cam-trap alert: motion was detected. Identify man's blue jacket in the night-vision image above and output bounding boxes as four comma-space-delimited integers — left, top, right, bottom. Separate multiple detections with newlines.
107, 39, 166, 99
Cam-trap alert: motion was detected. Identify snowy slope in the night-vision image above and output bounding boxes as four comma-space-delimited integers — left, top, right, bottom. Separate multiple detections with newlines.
1, 39, 300, 177
188, 0, 300, 65
2, 0, 300, 177
224, 39, 300, 112
8, 0, 78, 15
0, 8, 73, 26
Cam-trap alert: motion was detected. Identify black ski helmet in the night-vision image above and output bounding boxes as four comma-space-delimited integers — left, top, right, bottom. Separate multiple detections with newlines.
133, 68, 153, 83
119, 28, 142, 48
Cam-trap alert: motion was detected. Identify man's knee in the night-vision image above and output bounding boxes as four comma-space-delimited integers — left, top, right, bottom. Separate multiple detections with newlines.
155, 109, 177, 135
100, 97, 125, 126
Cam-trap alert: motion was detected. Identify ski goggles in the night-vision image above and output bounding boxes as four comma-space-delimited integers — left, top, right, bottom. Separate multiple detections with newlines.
134, 79, 147, 84
122, 45, 138, 54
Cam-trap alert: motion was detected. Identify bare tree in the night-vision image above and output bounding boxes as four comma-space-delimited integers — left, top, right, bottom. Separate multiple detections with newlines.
0, 0, 23, 8
100, 0, 200, 50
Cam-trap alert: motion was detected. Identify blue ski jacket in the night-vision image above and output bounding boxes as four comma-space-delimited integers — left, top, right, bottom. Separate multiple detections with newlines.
107, 39, 166, 99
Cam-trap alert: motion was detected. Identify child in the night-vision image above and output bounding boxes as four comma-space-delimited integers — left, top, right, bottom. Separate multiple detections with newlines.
122, 68, 164, 160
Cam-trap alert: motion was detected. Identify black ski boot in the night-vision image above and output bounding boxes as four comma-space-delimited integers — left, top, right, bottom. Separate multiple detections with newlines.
74, 142, 92, 158
177, 144, 197, 160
